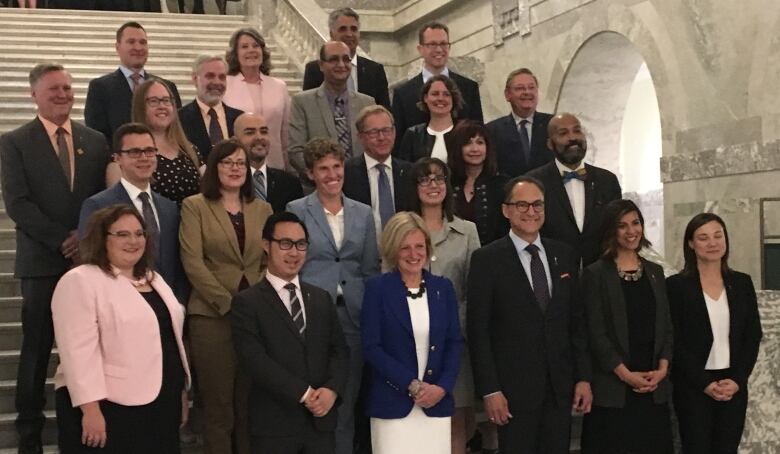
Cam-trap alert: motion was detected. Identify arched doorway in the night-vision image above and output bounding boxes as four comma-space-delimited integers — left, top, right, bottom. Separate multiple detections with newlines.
556, 31, 665, 254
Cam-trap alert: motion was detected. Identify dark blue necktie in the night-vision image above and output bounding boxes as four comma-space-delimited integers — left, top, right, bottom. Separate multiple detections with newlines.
518, 119, 531, 163
525, 244, 549, 312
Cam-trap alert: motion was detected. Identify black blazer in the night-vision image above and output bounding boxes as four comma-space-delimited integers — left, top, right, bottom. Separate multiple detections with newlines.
582, 258, 673, 408
391, 71, 483, 146
667, 271, 762, 390
302, 56, 391, 109
394, 122, 456, 163
84, 69, 182, 146
467, 236, 590, 409
230, 278, 349, 438
178, 100, 243, 161
451, 172, 509, 245
526, 161, 621, 267
0, 118, 109, 278
342, 154, 413, 213
486, 111, 554, 177
266, 167, 304, 213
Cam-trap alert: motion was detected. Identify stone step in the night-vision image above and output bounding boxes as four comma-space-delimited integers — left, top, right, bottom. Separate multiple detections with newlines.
0, 9, 247, 25
0, 232, 14, 251
0, 323, 22, 351
0, 298, 21, 325
0, 410, 56, 450
0, 379, 55, 415
0, 212, 16, 230
0, 276, 19, 299
0, 254, 14, 276
0, 350, 58, 382
0, 68, 301, 83
0, 59, 294, 74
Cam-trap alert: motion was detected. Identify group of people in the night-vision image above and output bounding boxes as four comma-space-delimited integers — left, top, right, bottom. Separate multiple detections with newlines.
0, 7, 763, 454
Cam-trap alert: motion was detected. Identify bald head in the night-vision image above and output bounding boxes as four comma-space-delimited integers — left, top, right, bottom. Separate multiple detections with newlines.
547, 113, 587, 168
319, 41, 352, 89
234, 113, 270, 166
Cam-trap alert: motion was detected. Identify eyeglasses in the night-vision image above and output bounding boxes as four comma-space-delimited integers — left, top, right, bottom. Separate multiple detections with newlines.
145, 96, 173, 107
503, 200, 545, 213
107, 230, 147, 240
361, 127, 395, 139
322, 55, 351, 64
417, 175, 447, 186
421, 42, 451, 50
271, 238, 309, 251
118, 147, 158, 158
218, 159, 247, 168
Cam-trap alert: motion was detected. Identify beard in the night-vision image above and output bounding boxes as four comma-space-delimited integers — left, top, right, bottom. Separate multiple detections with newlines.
555, 141, 587, 165
247, 140, 269, 162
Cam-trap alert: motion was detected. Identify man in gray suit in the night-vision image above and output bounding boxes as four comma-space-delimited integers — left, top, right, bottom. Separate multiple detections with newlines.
289, 41, 375, 187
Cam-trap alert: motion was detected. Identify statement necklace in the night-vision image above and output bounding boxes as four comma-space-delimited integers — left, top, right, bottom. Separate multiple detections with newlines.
617, 261, 644, 281
112, 266, 150, 288
406, 280, 427, 299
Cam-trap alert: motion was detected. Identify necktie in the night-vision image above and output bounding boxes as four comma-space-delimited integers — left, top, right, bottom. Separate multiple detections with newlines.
561, 168, 587, 183
129, 72, 143, 91
525, 244, 549, 312
285, 283, 306, 336
518, 119, 531, 164
333, 97, 352, 157
253, 169, 267, 201
55, 127, 71, 190
137, 192, 160, 248
376, 163, 394, 228
208, 108, 224, 145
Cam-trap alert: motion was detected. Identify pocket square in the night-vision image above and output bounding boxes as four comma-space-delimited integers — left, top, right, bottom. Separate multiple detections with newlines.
560, 272, 571, 279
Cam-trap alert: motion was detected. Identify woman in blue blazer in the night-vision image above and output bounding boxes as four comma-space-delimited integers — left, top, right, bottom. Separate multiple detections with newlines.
361, 211, 463, 454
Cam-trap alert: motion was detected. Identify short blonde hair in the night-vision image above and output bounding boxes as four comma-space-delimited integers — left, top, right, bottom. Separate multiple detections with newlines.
380, 212, 432, 268
355, 105, 394, 133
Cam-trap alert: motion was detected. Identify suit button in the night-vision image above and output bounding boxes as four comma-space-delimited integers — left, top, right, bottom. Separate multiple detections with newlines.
427, 369, 433, 376
341, 280, 346, 286
430, 345, 436, 351
335, 257, 340, 262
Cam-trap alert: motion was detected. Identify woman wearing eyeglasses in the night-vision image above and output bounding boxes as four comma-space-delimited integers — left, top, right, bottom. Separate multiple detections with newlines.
179, 139, 273, 454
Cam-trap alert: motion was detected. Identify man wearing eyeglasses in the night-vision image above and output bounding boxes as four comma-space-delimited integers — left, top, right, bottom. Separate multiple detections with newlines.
84, 22, 182, 147
391, 21, 483, 148
467, 175, 592, 454
78, 123, 187, 303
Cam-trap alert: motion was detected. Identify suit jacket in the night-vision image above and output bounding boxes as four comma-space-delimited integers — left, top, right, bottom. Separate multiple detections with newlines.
395, 122, 455, 162
303, 56, 391, 109
286, 193, 380, 329
467, 236, 590, 409
52, 265, 190, 407
230, 278, 349, 437
84, 69, 182, 146
342, 154, 413, 213
452, 172, 509, 245
178, 100, 243, 161
527, 161, 622, 267
0, 118, 109, 278
179, 194, 273, 317
486, 112, 554, 177
391, 71, 483, 147
265, 167, 304, 213
582, 258, 673, 408
361, 270, 463, 418
667, 270, 762, 390
288, 86, 375, 177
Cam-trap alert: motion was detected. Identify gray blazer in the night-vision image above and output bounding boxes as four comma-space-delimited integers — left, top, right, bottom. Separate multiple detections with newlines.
582, 257, 673, 408
288, 86, 375, 177
286, 193, 380, 331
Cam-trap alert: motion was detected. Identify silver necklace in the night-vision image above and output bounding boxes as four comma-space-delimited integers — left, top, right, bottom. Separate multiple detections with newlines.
617, 261, 644, 281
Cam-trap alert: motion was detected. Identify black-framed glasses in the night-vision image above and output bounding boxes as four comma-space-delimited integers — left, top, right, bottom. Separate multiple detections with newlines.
322, 55, 351, 64
218, 159, 247, 168
361, 127, 395, 139
118, 147, 158, 158
145, 96, 173, 107
271, 238, 309, 251
417, 175, 447, 187
503, 200, 545, 213
421, 42, 451, 50
107, 230, 147, 240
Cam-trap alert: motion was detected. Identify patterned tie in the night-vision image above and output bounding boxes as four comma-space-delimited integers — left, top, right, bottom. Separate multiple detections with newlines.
333, 97, 352, 157
137, 192, 160, 248
129, 72, 143, 91
285, 283, 306, 336
518, 119, 531, 164
253, 169, 267, 201
208, 108, 224, 145
376, 163, 394, 228
55, 127, 71, 190
561, 168, 587, 183
525, 244, 549, 312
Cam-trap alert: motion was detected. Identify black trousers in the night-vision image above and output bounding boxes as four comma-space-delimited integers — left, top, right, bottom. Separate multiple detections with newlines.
15, 276, 60, 446
498, 380, 572, 454
251, 424, 334, 454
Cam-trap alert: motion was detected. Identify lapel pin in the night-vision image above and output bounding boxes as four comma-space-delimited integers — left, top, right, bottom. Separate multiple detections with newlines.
76, 148, 85, 155
560, 272, 570, 279
554, 256, 558, 266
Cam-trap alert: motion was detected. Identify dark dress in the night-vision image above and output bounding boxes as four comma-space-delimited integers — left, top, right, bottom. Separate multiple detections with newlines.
55, 289, 184, 453
152, 151, 200, 207
452, 172, 508, 245
581, 273, 673, 454
228, 210, 250, 291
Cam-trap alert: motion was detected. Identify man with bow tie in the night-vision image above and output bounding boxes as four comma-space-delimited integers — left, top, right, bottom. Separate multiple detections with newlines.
526, 113, 622, 267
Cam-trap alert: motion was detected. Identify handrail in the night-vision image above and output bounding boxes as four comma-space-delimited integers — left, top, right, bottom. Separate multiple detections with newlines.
271, 0, 331, 72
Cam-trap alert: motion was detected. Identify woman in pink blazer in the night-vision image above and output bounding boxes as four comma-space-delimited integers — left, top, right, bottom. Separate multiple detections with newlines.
52, 204, 191, 453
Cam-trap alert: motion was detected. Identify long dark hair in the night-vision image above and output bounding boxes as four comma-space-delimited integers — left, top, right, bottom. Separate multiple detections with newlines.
681, 212, 731, 275
201, 139, 255, 203
446, 120, 498, 182
410, 157, 454, 222
598, 199, 652, 259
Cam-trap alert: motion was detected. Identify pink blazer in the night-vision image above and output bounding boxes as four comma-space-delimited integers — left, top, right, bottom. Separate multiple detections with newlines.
52, 265, 191, 407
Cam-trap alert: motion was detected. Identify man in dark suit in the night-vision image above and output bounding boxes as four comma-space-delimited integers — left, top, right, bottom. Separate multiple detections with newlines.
467, 176, 592, 454
78, 123, 187, 302
179, 54, 243, 161
486, 68, 554, 177
302, 8, 390, 110
84, 21, 181, 147
235, 112, 303, 212
526, 113, 622, 267
391, 21, 483, 143
0, 63, 110, 454
231, 211, 349, 453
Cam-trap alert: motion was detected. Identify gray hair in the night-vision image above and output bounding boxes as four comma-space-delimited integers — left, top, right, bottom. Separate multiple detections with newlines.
192, 54, 227, 74
328, 7, 359, 31
29, 63, 66, 87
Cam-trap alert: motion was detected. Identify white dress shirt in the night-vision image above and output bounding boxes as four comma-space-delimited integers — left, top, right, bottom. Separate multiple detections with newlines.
428, 124, 453, 162
511, 111, 534, 144
119, 65, 146, 92
265, 271, 306, 325
349, 53, 358, 91
704, 290, 731, 370
196, 98, 228, 140
120, 178, 160, 229
555, 159, 585, 232
324, 206, 345, 296
363, 154, 394, 239
422, 65, 450, 83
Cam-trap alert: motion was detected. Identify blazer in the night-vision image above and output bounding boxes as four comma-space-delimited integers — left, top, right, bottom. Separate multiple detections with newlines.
84, 69, 181, 146
78, 183, 188, 302
667, 270, 762, 390
288, 85, 375, 177
361, 270, 463, 418
582, 258, 673, 408
467, 236, 590, 409
178, 100, 243, 161
342, 154, 413, 213
230, 278, 349, 437
52, 265, 190, 407
286, 193, 380, 329
486, 112, 554, 177
451, 172, 509, 245
303, 56, 391, 109
179, 194, 273, 317
0, 118, 109, 278
266, 167, 304, 213
391, 71, 483, 146
395, 122, 455, 163
527, 160, 622, 267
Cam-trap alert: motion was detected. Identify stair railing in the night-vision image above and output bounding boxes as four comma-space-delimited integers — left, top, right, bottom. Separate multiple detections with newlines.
270, 0, 330, 73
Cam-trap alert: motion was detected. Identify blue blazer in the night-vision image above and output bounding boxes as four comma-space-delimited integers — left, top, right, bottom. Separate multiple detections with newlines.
286, 193, 380, 330
77, 183, 189, 302
361, 270, 463, 419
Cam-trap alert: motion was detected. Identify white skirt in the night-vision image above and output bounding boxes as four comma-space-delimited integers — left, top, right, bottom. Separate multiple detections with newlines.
370, 405, 451, 454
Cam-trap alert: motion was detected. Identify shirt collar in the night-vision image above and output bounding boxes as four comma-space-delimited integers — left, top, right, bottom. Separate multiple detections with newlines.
421, 65, 449, 83
509, 229, 544, 254
238, 71, 264, 84
120, 177, 152, 200
119, 65, 145, 80
251, 163, 267, 176
38, 114, 72, 137
554, 158, 585, 173
364, 153, 392, 170
266, 271, 301, 294
351, 54, 358, 66
196, 98, 224, 116
511, 111, 534, 126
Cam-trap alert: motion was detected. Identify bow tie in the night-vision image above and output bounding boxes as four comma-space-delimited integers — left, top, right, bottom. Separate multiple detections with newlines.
561, 168, 587, 182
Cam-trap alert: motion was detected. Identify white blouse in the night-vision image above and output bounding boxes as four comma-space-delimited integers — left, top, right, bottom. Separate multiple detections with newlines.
704, 290, 731, 370
427, 124, 453, 162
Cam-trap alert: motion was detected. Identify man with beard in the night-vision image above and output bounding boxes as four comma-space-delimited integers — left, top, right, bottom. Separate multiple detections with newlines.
235, 112, 303, 212
526, 113, 621, 267
179, 55, 243, 161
